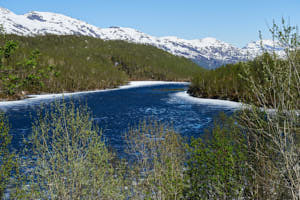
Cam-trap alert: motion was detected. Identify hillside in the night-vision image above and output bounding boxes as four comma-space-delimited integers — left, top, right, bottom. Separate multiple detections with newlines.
0, 7, 284, 69
0, 34, 204, 99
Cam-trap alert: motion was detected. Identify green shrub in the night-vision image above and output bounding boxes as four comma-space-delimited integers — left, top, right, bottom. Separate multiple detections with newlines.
0, 113, 17, 199
18, 101, 125, 200
126, 120, 187, 200
186, 113, 248, 200
238, 20, 300, 199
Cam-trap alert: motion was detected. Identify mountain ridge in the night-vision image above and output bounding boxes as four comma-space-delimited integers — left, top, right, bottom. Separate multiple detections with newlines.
0, 7, 284, 69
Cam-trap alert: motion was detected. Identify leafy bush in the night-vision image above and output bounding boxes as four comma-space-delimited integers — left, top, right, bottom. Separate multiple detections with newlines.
238, 20, 300, 199
186, 113, 248, 199
17, 101, 125, 199
0, 113, 17, 199
126, 120, 187, 200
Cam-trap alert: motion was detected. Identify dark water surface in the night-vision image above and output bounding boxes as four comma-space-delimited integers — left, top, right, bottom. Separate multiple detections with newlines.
0, 83, 237, 156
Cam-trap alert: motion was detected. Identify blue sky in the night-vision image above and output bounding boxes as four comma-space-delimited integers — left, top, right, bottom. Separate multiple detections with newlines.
1, 0, 299, 47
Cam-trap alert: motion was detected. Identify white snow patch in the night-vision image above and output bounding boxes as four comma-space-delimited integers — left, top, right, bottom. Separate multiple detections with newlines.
119, 81, 189, 89
173, 91, 243, 109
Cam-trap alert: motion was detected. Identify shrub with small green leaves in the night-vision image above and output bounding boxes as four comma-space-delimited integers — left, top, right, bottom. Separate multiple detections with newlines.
18, 101, 125, 200
186, 113, 248, 200
0, 113, 17, 199
126, 120, 187, 200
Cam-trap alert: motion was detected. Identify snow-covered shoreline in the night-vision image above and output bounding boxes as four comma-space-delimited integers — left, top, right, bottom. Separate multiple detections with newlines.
0, 81, 245, 109
0, 81, 189, 107
174, 91, 243, 109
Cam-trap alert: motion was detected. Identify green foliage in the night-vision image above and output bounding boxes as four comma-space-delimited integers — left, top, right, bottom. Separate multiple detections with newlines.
186, 113, 248, 199
237, 20, 300, 199
189, 52, 299, 107
9, 107, 189, 199
0, 35, 59, 98
126, 120, 187, 200
189, 19, 300, 199
1, 40, 18, 61
16, 101, 125, 199
0, 34, 204, 100
0, 113, 17, 198
189, 61, 245, 102
237, 109, 295, 199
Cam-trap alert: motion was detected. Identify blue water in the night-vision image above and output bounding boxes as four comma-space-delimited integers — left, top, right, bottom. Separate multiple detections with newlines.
0, 83, 236, 156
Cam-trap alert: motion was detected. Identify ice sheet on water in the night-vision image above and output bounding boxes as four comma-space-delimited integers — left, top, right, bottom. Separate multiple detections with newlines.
171, 91, 243, 109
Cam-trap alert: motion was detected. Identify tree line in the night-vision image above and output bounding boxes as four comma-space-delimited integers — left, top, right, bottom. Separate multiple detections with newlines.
0, 34, 204, 100
188, 51, 300, 108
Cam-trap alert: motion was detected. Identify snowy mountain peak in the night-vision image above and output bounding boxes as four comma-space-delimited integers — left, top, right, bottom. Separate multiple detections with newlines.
0, 7, 284, 69
245, 39, 279, 48
242, 39, 284, 58
0, 7, 11, 14
200, 37, 220, 44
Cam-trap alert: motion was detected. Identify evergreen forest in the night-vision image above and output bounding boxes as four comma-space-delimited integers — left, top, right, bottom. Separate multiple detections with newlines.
0, 34, 204, 100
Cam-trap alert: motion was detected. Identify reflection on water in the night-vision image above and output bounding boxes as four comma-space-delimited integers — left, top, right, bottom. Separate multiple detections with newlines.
0, 83, 235, 156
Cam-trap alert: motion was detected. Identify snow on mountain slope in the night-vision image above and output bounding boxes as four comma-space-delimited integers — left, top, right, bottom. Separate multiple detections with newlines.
0, 7, 285, 69
242, 40, 285, 58
0, 8, 105, 37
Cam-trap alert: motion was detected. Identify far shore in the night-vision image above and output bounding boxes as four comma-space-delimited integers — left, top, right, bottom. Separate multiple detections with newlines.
174, 91, 243, 109
0, 81, 246, 110
0, 81, 189, 107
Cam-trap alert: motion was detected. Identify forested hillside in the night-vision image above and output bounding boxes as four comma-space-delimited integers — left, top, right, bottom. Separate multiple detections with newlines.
188, 52, 300, 106
0, 34, 204, 100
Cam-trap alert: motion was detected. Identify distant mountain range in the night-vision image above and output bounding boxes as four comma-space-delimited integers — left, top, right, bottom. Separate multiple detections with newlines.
0, 7, 284, 69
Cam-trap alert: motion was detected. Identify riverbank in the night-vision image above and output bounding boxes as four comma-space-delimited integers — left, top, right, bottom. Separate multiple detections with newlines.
0, 81, 249, 110
0, 81, 248, 111
0, 81, 189, 107
174, 91, 243, 109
